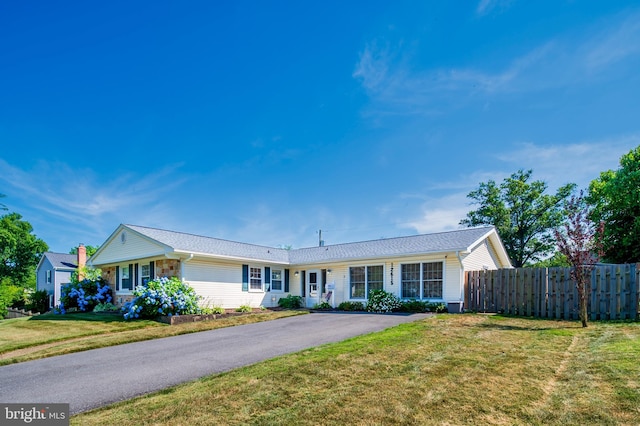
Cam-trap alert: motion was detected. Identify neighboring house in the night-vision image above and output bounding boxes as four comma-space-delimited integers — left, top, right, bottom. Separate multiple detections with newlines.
36, 250, 81, 309
89, 224, 511, 311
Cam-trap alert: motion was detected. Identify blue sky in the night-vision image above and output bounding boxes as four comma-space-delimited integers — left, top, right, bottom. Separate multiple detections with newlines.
1, 1, 640, 253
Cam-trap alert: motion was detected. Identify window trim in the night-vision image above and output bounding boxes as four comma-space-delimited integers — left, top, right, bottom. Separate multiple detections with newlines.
119, 263, 133, 294
400, 261, 445, 300
271, 268, 283, 293
248, 266, 264, 293
349, 264, 384, 300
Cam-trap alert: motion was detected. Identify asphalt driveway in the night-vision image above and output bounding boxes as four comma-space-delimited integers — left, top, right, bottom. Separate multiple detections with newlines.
0, 312, 430, 414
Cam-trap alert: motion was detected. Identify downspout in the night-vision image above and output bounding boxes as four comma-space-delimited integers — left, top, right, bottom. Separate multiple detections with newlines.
456, 251, 464, 311
180, 253, 194, 281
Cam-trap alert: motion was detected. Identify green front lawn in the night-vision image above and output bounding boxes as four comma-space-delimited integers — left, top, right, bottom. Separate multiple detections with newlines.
73, 314, 640, 425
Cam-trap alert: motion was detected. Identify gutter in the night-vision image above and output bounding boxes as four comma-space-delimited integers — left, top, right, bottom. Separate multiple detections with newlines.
456, 250, 465, 307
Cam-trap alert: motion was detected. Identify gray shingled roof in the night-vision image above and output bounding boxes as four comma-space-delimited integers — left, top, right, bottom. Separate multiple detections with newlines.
126, 225, 290, 263
126, 224, 495, 265
289, 227, 495, 264
44, 252, 77, 269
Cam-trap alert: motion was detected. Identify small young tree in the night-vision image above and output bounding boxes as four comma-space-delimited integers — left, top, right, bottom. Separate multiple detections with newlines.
554, 192, 604, 327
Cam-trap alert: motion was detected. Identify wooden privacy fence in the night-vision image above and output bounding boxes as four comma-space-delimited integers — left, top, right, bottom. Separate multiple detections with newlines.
465, 264, 640, 321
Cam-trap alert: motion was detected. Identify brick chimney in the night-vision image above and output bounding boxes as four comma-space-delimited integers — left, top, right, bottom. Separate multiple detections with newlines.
77, 243, 87, 280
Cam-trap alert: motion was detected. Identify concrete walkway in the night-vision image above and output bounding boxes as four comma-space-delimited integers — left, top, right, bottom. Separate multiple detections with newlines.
0, 312, 430, 414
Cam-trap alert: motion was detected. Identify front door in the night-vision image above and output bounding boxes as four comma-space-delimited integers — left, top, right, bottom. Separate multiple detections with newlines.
306, 270, 320, 308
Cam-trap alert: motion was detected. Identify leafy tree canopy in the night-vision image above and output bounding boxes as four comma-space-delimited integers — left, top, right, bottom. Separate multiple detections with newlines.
460, 169, 575, 267
588, 146, 640, 263
69, 245, 100, 258
0, 212, 49, 285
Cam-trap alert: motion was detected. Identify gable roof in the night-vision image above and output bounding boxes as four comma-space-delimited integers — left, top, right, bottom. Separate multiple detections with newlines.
91, 224, 510, 267
39, 252, 77, 270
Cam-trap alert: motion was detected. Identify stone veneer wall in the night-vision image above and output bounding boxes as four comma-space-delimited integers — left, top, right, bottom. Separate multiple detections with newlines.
101, 265, 117, 301
154, 259, 181, 278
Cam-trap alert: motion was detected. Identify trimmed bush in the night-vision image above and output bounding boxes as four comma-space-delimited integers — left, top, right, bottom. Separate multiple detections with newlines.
337, 301, 365, 311
427, 302, 448, 313
366, 290, 402, 313
123, 277, 200, 320
236, 304, 252, 313
277, 294, 303, 309
312, 301, 333, 310
93, 302, 119, 313
58, 278, 113, 314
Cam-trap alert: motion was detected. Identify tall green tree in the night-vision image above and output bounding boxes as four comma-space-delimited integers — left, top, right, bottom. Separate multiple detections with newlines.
69, 245, 100, 258
588, 146, 640, 263
0, 193, 6, 211
0, 212, 49, 285
461, 169, 575, 267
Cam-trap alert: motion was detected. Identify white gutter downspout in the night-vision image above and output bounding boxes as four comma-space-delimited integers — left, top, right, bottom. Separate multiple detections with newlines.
180, 253, 194, 281
456, 251, 464, 312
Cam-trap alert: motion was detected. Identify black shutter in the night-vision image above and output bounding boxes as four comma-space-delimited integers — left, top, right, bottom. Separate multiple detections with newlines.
134, 263, 139, 289
149, 261, 155, 279
265, 267, 271, 292
115, 266, 120, 291
301, 270, 306, 297
242, 264, 249, 292
321, 269, 327, 294
284, 269, 290, 293
129, 264, 134, 290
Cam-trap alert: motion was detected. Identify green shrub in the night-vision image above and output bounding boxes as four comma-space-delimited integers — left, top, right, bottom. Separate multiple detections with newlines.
93, 302, 119, 313
28, 289, 51, 314
337, 301, 365, 311
236, 304, 252, 313
399, 299, 430, 313
312, 301, 333, 310
366, 290, 402, 313
0, 280, 23, 319
427, 302, 448, 313
201, 305, 225, 315
123, 277, 201, 320
277, 294, 303, 309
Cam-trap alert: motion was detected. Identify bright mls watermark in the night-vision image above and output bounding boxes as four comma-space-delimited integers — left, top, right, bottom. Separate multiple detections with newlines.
1, 404, 69, 425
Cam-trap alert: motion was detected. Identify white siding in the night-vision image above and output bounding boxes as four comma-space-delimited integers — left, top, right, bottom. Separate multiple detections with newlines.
183, 260, 291, 309
93, 229, 166, 265
293, 253, 465, 305
462, 239, 501, 271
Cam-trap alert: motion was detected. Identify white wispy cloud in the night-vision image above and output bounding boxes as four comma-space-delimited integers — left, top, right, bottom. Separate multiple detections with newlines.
354, 9, 640, 116
0, 159, 188, 249
476, 0, 514, 16
400, 136, 638, 235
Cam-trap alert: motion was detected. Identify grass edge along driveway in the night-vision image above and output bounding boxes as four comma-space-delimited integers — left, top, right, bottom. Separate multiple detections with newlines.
73, 314, 640, 426
0, 310, 306, 365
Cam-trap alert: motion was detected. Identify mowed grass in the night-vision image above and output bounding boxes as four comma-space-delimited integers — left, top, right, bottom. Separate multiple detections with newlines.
0, 310, 306, 365
73, 314, 640, 426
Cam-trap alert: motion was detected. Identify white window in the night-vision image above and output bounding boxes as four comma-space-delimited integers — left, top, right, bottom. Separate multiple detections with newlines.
141, 264, 150, 286
271, 269, 283, 292
249, 267, 263, 292
349, 265, 384, 299
401, 262, 443, 299
120, 264, 132, 291
46, 270, 52, 284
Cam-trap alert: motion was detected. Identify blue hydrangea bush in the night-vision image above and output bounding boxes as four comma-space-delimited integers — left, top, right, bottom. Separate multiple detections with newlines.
123, 276, 201, 320
58, 278, 113, 314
